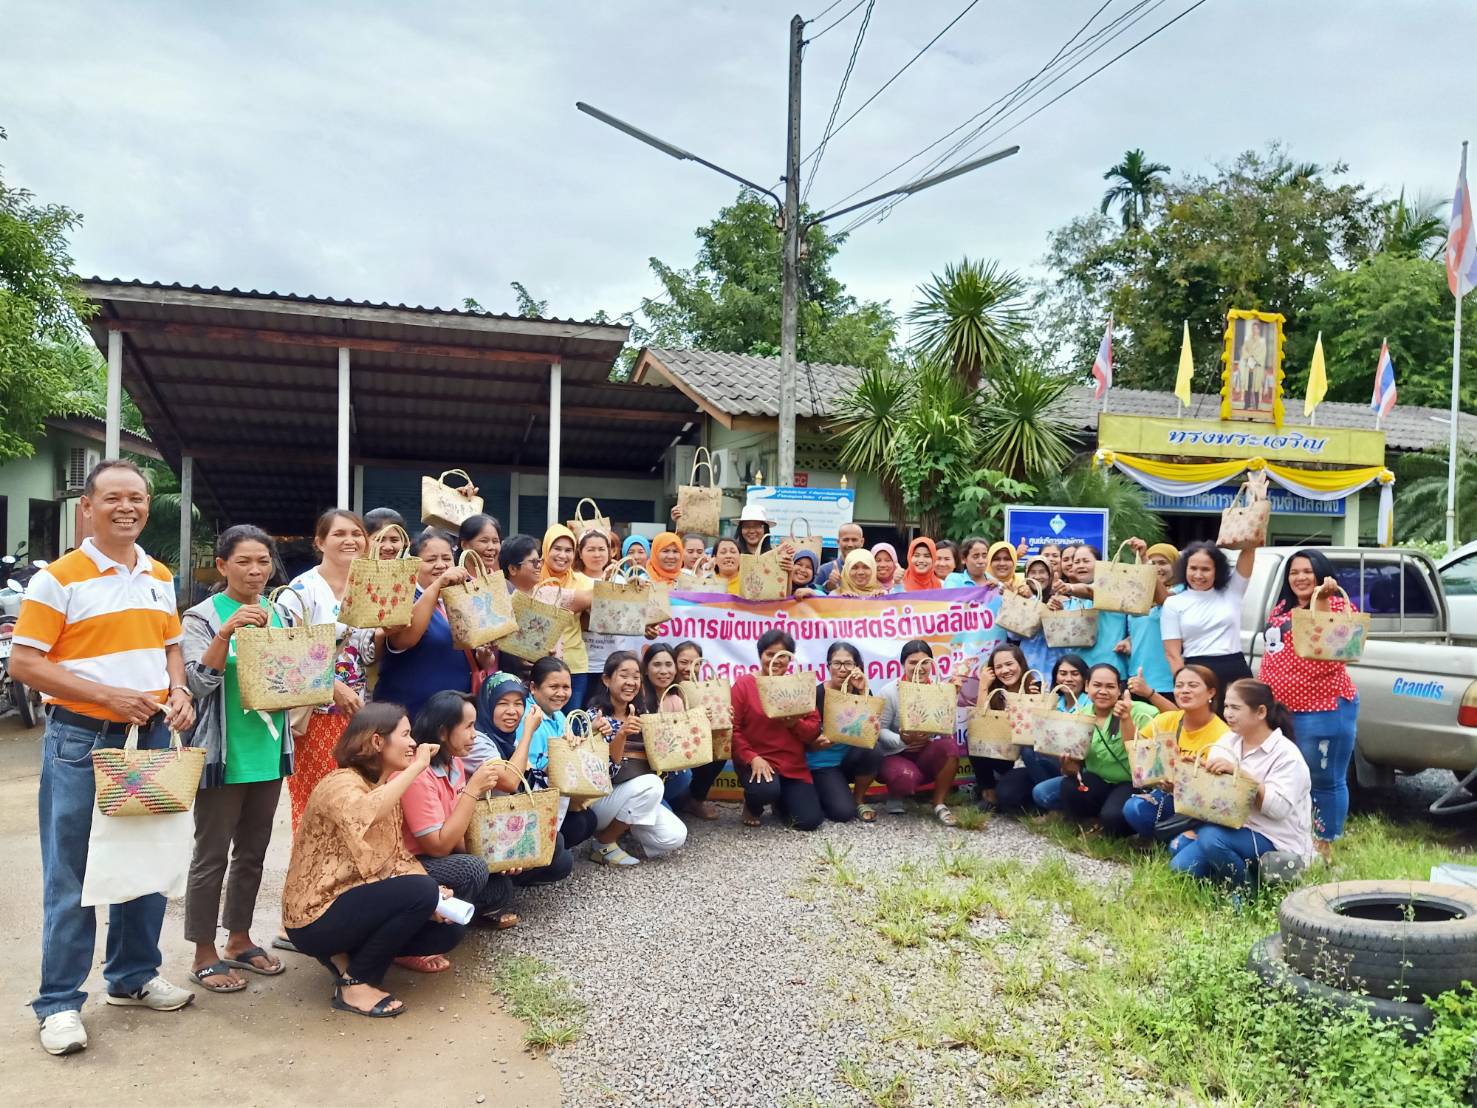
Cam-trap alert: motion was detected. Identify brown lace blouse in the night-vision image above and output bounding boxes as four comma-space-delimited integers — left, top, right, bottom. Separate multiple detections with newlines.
282, 768, 426, 929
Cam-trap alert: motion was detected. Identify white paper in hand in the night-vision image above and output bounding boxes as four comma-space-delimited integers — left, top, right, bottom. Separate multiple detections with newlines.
437, 896, 475, 925
81, 810, 193, 907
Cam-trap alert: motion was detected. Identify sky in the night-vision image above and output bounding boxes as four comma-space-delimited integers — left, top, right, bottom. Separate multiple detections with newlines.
2, 1, 1471, 344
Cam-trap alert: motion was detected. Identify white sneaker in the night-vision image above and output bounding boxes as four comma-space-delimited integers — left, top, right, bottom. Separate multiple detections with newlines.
39, 1010, 87, 1055
104, 975, 195, 1012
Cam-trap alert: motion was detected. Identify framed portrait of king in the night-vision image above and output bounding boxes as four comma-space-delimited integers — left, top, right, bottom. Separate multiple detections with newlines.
1220, 308, 1285, 425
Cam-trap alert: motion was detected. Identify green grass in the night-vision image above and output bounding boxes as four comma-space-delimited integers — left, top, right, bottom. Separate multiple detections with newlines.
819, 811, 1477, 1106
489, 954, 587, 1049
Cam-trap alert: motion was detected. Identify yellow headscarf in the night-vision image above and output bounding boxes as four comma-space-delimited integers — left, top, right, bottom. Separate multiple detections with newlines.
541, 525, 590, 591
839, 548, 886, 596
1146, 542, 1180, 565
985, 541, 1022, 588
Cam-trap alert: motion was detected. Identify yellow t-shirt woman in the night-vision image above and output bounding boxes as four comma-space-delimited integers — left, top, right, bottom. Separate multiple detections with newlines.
1141, 708, 1230, 759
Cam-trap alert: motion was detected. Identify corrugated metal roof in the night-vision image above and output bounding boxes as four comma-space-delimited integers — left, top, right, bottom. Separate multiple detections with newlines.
633, 347, 865, 419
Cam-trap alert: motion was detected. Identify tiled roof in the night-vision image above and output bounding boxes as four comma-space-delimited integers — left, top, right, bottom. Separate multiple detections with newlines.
1058, 385, 1477, 453
634, 347, 865, 419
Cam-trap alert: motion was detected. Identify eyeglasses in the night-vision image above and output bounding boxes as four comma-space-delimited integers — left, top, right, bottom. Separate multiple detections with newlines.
522, 556, 543, 568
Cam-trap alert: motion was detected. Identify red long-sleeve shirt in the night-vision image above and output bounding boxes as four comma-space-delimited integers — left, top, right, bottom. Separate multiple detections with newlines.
729, 672, 821, 782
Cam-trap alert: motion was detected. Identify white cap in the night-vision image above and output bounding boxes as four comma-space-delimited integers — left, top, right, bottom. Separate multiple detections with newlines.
737, 505, 770, 524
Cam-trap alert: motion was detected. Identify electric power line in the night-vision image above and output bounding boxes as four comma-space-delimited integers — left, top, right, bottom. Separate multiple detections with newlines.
803, 0, 877, 204
805, 0, 852, 25
808, 0, 868, 41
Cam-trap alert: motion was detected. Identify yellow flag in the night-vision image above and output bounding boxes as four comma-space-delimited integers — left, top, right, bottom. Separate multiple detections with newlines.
1304, 331, 1328, 418
1174, 321, 1194, 407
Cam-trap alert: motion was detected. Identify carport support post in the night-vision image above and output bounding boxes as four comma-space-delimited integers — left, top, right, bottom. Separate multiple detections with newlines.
546, 359, 562, 528
337, 347, 351, 508
178, 454, 192, 605
105, 330, 123, 458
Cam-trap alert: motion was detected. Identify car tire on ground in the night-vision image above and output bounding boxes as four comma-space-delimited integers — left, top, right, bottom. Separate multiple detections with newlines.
1278, 880, 1477, 1002
1247, 934, 1433, 1042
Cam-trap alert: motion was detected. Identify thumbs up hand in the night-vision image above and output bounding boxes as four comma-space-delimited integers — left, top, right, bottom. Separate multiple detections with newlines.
1127, 666, 1150, 698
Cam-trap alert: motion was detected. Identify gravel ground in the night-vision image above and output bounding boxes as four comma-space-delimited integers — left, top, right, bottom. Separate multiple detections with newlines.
480, 804, 1123, 1107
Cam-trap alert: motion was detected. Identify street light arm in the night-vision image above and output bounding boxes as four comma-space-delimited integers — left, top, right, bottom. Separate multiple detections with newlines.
576, 102, 783, 210
806, 145, 1020, 228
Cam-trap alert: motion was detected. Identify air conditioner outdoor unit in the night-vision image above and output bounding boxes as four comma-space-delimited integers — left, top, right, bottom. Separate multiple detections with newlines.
65, 448, 100, 492
663, 443, 698, 496
709, 448, 737, 489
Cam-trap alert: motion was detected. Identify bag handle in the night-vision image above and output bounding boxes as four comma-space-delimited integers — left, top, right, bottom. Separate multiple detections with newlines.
688, 447, 715, 487
437, 468, 475, 489
658, 683, 693, 711
983, 686, 1008, 710
565, 708, 595, 742
839, 667, 868, 695
368, 523, 413, 560
123, 725, 183, 752
789, 516, 813, 543
695, 659, 718, 683
458, 549, 491, 581
1111, 540, 1143, 566
907, 657, 935, 684
764, 650, 796, 677
573, 497, 603, 524
1020, 668, 1047, 695
1311, 582, 1351, 614
265, 584, 312, 626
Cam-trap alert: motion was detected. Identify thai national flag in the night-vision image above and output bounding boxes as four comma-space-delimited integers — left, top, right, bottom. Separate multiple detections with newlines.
1370, 340, 1397, 420
1091, 319, 1113, 400
1448, 145, 1477, 299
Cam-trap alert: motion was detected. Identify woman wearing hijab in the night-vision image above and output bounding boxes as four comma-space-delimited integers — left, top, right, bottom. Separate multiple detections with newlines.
789, 548, 820, 597
540, 525, 595, 706
834, 548, 888, 597
901, 537, 944, 592
621, 534, 650, 572
984, 541, 1023, 590
871, 543, 901, 593
643, 532, 685, 586
1126, 539, 1179, 701
1017, 555, 1065, 680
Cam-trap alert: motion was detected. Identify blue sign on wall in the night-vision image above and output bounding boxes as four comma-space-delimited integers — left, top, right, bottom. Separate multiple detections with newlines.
1004, 506, 1110, 556
1144, 483, 1344, 517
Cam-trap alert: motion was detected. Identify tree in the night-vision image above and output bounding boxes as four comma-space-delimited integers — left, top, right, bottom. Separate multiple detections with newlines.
1039, 468, 1164, 548
1394, 445, 1476, 547
1100, 148, 1171, 230
908, 257, 1028, 390
975, 361, 1075, 482
1378, 190, 1446, 259
0, 139, 96, 461
641, 191, 898, 370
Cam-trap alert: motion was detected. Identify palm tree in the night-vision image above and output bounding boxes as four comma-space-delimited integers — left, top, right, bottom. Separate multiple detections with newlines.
1040, 468, 1165, 547
1380, 190, 1447, 260
1396, 446, 1476, 546
908, 258, 1028, 391
1100, 149, 1171, 230
831, 362, 910, 524
976, 363, 1075, 482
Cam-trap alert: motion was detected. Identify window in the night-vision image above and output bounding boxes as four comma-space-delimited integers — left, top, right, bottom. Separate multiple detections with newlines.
1328, 557, 1438, 617
1441, 551, 1477, 597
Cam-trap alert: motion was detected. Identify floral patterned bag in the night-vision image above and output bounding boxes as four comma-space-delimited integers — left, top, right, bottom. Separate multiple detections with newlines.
823, 670, 884, 749
442, 550, 518, 649
677, 448, 722, 536
1290, 585, 1369, 663
465, 776, 560, 874
640, 685, 715, 772
680, 663, 734, 760
967, 687, 1019, 760
566, 497, 611, 542
1032, 687, 1096, 759
1173, 747, 1260, 829
755, 651, 817, 719
544, 709, 613, 799
421, 468, 484, 531
897, 659, 956, 736
1041, 605, 1098, 648
500, 581, 574, 663
339, 525, 418, 629
1217, 481, 1270, 550
236, 587, 337, 711
739, 534, 788, 601
1003, 670, 1054, 745
1128, 722, 1180, 789
1092, 541, 1158, 615
996, 580, 1045, 638
643, 579, 673, 627
589, 557, 652, 636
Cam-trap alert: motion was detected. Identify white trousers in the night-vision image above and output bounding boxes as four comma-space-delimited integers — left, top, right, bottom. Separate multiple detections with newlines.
589, 775, 688, 858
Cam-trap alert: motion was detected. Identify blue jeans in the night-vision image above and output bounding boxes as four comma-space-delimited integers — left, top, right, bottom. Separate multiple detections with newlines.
661, 769, 693, 812
34, 715, 172, 1020
569, 673, 590, 712
1123, 789, 1174, 838
1292, 694, 1358, 842
1031, 775, 1067, 811
1168, 824, 1275, 886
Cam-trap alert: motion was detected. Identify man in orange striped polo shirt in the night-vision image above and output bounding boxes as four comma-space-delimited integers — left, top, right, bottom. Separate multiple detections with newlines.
11, 459, 198, 1056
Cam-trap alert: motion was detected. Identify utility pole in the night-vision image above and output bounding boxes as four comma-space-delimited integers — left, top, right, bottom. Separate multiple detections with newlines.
777, 14, 804, 488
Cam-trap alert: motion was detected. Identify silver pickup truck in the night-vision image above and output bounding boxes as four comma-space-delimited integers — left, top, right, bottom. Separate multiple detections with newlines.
1240, 547, 1477, 814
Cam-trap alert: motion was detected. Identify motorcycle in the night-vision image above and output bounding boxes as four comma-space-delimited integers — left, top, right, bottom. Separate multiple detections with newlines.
0, 545, 46, 726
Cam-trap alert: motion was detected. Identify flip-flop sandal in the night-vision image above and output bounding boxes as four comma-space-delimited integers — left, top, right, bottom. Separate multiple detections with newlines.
271, 935, 300, 954
394, 955, 451, 974
934, 804, 959, 827
331, 977, 404, 1018
857, 803, 877, 823
190, 961, 246, 993
742, 811, 762, 827
223, 945, 286, 976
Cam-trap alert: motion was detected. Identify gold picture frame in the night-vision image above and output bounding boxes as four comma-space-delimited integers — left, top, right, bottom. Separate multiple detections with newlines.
1220, 309, 1286, 426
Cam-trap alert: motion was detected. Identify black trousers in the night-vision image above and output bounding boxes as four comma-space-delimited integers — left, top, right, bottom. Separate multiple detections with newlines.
969, 755, 1016, 793
1186, 651, 1253, 715
688, 758, 728, 803
513, 808, 597, 887
738, 764, 823, 831
1061, 773, 1135, 837
419, 853, 513, 918
286, 874, 465, 986
811, 745, 883, 822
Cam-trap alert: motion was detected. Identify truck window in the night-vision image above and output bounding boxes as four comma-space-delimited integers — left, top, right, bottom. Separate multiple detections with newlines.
1443, 551, 1477, 597
1329, 559, 1438, 617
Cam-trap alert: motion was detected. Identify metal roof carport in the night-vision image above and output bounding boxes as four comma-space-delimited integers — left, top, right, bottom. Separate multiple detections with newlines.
81, 281, 701, 556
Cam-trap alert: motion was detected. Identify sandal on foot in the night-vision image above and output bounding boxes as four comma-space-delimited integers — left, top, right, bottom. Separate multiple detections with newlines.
857, 803, 877, 823
885, 799, 906, 816
685, 798, 719, 821
270, 935, 299, 954
189, 961, 246, 993
222, 945, 285, 976
393, 955, 451, 973
742, 810, 762, 828
480, 910, 520, 931
934, 804, 959, 827
589, 842, 640, 866
331, 977, 404, 1018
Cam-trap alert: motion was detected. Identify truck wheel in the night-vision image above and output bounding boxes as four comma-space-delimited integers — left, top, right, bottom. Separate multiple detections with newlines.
1247, 935, 1433, 1041
1278, 880, 1477, 1002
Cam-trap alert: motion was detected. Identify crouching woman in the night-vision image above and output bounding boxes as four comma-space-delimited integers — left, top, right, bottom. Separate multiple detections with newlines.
282, 703, 467, 1018
731, 630, 824, 830
1168, 679, 1313, 886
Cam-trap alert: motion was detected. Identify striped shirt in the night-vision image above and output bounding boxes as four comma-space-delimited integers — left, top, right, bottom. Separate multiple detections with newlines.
12, 539, 182, 721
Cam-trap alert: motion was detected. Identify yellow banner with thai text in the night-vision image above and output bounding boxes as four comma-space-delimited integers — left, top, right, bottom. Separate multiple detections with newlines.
1097, 413, 1385, 466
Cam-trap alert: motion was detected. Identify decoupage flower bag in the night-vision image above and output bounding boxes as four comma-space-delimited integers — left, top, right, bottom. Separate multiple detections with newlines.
1173, 748, 1260, 829
544, 709, 613, 799
236, 587, 336, 711
500, 580, 574, 663
1290, 584, 1369, 663
823, 670, 884, 749
896, 658, 956, 736
339, 525, 417, 629
441, 550, 518, 649
640, 685, 715, 773
755, 651, 817, 720
465, 775, 561, 874
1092, 541, 1158, 616
967, 687, 1018, 760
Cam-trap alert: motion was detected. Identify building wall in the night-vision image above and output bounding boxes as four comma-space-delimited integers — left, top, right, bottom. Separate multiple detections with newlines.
0, 430, 100, 559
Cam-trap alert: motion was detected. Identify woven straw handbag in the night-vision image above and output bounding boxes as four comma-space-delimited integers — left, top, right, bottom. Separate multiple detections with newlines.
1173, 747, 1260, 829
236, 587, 337, 711
339, 525, 418, 629
464, 775, 561, 874
589, 557, 652, 636
500, 581, 574, 663
544, 709, 613, 799
1032, 687, 1096, 760
640, 685, 715, 773
823, 670, 884, 749
680, 662, 733, 760
1128, 720, 1181, 789
996, 580, 1045, 639
421, 469, 484, 531
755, 651, 817, 719
677, 447, 722, 536
788, 516, 823, 562
676, 566, 730, 595
643, 578, 673, 627
1290, 585, 1370, 663
1217, 482, 1270, 550
1041, 605, 1098, 648
967, 687, 1018, 760
1092, 541, 1158, 616
441, 550, 518, 649
1003, 670, 1054, 745
566, 497, 611, 542
92, 726, 206, 817
897, 658, 957, 736
739, 534, 788, 601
